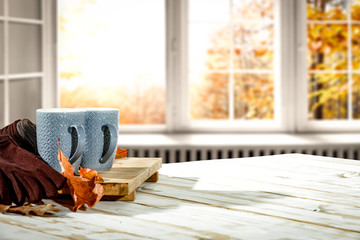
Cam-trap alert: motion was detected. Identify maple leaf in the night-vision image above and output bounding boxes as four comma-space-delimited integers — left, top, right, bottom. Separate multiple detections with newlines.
58, 139, 75, 179
58, 139, 104, 212
79, 166, 104, 182
116, 147, 129, 158
66, 177, 104, 211
0, 203, 60, 216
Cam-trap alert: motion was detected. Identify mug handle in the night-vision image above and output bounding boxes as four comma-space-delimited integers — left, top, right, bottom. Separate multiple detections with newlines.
99, 124, 118, 164
68, 125, 86, 164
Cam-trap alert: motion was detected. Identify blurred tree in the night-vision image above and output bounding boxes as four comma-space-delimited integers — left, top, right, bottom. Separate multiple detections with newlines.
190, 0, 274, 120
307, 0, 360, 120
191, 0, 360, 121
59, 0, 166, 125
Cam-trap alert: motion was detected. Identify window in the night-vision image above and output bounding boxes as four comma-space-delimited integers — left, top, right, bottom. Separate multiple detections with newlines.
297, 0, 360, 131
2, 0, 357, 132
58, 0, 166, 127
59, 0, 285, 132
184, 0, 281, 131
0, 0, 55, 128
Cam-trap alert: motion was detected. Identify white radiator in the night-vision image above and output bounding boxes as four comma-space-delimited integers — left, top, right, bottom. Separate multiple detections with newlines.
125, 146, 360, 163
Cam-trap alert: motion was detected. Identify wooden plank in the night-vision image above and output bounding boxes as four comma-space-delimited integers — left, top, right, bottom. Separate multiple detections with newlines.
136, 179, 360, 233
3, 194, 357, 240
0, 204, 149, 240
229, 154, 360, 172
2, 155, 360, 240
129, 191, 360, 239
157, 174, 359, 208
101, 157, 161, 195
145, 171, 159, 182
59, 157, 162, 197
158, 157, 360, 198
101, 191, 136, 201
153, 175, 360, 215
0, 221, 64, 240
0, 199, 239, 240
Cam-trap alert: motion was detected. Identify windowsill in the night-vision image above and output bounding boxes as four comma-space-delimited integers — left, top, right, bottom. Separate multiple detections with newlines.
118, 133, 360, 148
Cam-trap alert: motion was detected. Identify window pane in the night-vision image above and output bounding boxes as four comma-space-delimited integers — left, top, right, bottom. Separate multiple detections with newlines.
0, 22, 3, 75
9, 23, 42, 74
190, 72, 229, 119
233, 23, 274, 46
189, 0, 275, 122
308, 73, 348, 120
9, 78, 41, 123
307, 24, 347, 71
234, 74, 273, 119
307, 0, 347, 20
0, 0, 3, 16
233, 23, 274, 69
233, 0, 273, 20
189, 0, 230, 22
306, 0, 360, 122
351, 0, 360, 20
234, 47, 273, 70
352, 25, 360, 70
0, 80, 3, 127
352, 74, 360, 119
9, 0, 41, 20
189, 23, 231, 71
58, 0, 166, 125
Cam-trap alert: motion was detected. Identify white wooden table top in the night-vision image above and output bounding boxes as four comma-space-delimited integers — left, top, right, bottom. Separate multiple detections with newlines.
1, 154, 360, 240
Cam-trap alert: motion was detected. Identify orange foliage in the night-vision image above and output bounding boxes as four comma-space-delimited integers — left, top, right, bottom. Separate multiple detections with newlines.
115, 147, 129, 158
59, 0, 166, 125
307, 1, 360, 120
79, 167, 104, 182
58, 139, 104, 212
60, 84, 165, 124
0, 203, 60, 216
191, 0, 360, 121
190, 0, 274, 120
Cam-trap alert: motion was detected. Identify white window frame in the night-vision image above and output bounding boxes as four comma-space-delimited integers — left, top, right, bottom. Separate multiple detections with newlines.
0, 0, 55, 126
167, 0, 295, 133
54, 0, 295, 133
53, 0, 360, 133
296, 0, 360, 132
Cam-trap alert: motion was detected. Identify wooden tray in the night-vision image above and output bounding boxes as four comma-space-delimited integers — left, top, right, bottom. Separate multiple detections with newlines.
59, 157, 162, 201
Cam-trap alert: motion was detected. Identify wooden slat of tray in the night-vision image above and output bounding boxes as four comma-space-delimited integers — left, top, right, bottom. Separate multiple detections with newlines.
59, 157, 162, 198
99, 157, 162, 195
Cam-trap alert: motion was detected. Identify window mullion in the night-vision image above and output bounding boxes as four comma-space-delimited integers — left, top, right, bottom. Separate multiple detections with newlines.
347, 1, 352, 120
296, 0, 310, 131
229, 0, 234, 121
166, 0, 183, 132
3, 0, 9, 126
42, 0, 56, 109
277, 0, 296, 132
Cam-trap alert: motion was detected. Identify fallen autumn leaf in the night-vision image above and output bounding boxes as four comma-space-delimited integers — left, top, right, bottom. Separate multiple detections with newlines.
58, 139, 104, 212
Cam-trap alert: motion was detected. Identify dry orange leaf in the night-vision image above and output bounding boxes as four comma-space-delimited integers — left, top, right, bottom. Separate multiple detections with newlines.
65, 177, 104, 211
0, 204, 10, 214
116, 147, 129, 158
58, 139, 104, 212
79, 166, 104, 182
0, 203, 60, 216
58, 140, 75, 179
